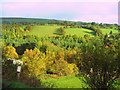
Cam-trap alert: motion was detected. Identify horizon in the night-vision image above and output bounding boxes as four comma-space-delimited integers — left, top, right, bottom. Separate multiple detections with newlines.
1, 17, 118, 25
0, 1, 118, 24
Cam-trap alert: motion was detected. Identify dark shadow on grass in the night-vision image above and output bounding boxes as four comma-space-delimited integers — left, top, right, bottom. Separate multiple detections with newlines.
83, 31, 96, 36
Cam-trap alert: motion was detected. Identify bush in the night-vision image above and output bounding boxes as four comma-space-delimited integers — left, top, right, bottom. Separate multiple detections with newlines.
67, 63, 79, 75
54, 27, 66, 35
21, 48, 46, 76
3, 46, 18, 59
77, 36, 119, 89
45, 50, 79, 76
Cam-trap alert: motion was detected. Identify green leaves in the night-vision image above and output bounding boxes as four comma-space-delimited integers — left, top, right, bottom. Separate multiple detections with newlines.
77, 35, 119, 89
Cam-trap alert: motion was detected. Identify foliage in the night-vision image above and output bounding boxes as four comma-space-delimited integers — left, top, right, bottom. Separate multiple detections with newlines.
65, 48, 77, 63
2, 19, 120, 88
45, 50, 79, 76
67, 63, 79, 75
54, 27, 66, 35
22, 48, 46, 76
16, 42, 36, 55
24, 25, 32, 31
3, 46, 18, 59
77, 36, 119, 89
112, 79, 120, 89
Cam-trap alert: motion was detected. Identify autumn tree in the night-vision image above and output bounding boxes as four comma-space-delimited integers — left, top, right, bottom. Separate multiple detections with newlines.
3, 46, 18, 59
45, 50, 79, 76
22, 48, 46, 76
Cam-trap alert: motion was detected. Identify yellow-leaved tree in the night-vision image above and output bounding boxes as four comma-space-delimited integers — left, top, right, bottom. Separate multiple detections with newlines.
22, 48, 46, 77
3, 46, 18, 59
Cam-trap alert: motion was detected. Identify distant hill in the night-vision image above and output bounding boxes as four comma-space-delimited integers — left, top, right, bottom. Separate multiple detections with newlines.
0, 17, 119, 30
0, 17, 79, 24
1, 17, 56, 24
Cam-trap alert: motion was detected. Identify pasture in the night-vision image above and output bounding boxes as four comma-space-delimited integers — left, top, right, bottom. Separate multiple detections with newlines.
26, 25, 118, 37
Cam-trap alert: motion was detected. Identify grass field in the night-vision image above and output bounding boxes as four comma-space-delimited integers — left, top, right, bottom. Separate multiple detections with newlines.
100, 28, 118, 34
41, 76, 89, 88
65, 28, 95, 37
27, 25, 61, 37
26, 25, 118, 37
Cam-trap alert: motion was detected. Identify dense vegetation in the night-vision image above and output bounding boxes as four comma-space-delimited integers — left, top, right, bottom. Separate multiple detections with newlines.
1, 18, 120, 89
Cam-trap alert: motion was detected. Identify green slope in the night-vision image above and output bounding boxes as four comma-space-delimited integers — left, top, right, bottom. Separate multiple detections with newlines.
27, 25, 118, 37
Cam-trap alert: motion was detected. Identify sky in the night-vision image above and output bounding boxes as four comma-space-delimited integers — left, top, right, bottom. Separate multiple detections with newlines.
0, 0, 119, 24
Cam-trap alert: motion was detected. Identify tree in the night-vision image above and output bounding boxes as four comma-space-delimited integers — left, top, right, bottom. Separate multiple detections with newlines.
24, 25, 32, 31
22, 48, 46, 76
45, 50, 79, 76
54, 27, 66, 35
77, 37, 119, 89
95, 29, 102, 36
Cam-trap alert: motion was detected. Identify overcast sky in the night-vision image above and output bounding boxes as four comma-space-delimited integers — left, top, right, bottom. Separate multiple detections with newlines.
0, 0, 119, 24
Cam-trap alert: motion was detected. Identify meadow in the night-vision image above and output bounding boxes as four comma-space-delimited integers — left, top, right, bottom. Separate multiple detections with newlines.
26, 25, 118, 37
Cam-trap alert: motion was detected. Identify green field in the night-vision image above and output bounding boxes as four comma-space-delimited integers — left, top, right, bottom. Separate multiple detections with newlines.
27, 25, 61, 37
26, 25, 118, 37
65, 28, 94, 37
41, 76, 89, 88
101, 28, 118, 34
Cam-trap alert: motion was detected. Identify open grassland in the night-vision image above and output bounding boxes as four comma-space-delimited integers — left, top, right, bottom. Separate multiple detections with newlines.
27, 25, 95, 37
27, 25, 61, 37
26, 25, 118, 37
64, 28, 95, 37
100, 28, 118, 34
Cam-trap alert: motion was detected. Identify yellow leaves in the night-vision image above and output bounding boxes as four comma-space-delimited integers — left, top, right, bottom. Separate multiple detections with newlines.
22, 48, 46, 76
26, 58, 46, 76
21, 48, 79, 77
23, 48, 42, 60
56, 50, 65, 60
67, 63, 79, 75
3, 46, 18, 59
105, 45, 109, 49
66, 49, 77, 58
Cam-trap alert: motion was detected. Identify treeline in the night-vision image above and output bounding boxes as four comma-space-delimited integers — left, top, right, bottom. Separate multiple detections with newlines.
2, 18, 119, 30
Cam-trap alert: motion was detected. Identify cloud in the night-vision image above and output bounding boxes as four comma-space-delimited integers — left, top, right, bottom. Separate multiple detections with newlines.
1, 0, 119, 2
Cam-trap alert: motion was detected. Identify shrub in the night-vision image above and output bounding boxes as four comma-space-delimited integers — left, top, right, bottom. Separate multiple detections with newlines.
45, 50, 79, 76
21, 48, 46, 77
3, 46, 18, 59
54, 27, 66, 35
77, 36, 119, 89
67, 63, 79, 75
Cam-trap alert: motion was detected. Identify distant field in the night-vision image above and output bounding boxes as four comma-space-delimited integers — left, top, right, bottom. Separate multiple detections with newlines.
100, 28, 118, 34
27, 25, 118, 37
27, 25, 61, 37
64, 28, 95, 37
65, 28, 118, 37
